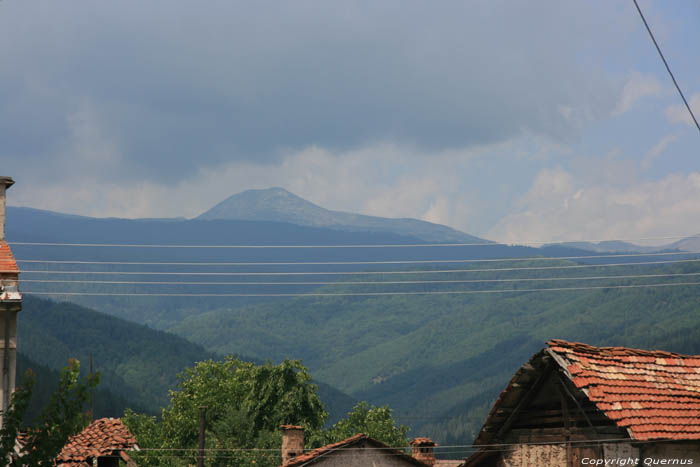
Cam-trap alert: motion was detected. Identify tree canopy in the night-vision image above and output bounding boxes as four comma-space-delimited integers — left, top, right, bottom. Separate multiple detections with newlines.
125, 357, 327, 466
316, 401, 409, 448
0, 359, 98, 466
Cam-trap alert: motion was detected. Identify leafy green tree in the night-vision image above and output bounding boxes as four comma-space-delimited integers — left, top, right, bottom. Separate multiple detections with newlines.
125, 357, 328, 467
316, 401, 410, 448
0, 359, 99, 465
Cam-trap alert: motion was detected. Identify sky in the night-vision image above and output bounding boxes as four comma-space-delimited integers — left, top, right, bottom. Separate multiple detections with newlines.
1, 0, 699, 244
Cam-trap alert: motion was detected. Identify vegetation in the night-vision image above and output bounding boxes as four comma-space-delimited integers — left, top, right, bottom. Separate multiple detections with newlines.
168, 261, 700, 443
19, 295, 217, 411
125, 357, 326, 466
316, 401, 409, 448
0, 360, 98, 465
124, 358, 408, 466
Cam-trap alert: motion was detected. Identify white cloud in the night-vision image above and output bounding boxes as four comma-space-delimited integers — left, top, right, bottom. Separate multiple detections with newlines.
641, 133, 681, 169
664, 94, 700, 126
488, 168, 700, 244
613, 72, 662, 116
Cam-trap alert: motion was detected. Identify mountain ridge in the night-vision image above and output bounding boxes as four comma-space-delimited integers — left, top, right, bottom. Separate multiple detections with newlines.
197, 187, 487, 243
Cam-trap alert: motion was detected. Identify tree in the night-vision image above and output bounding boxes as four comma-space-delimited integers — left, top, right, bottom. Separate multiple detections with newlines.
316, 401, 410, 448
0, 359, 99, 465
125, 357, 328, 466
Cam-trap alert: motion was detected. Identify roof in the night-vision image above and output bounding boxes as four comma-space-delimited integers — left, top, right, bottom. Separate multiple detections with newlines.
56, 418, 137, 465
278, 433, 429, 467
0, 241, 18, 274
474, 339, 700, 448
410, 437, 437, 446
548, 338, 700, 441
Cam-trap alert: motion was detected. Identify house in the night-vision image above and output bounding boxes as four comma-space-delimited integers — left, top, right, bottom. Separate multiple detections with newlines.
464, 339, 700, 466
0, 176, 20, 428
278, 425, 464, 467
55, 417, 138, 467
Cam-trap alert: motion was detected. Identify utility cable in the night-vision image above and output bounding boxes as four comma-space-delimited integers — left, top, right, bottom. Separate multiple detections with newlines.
7, 232, 700, 248
633, 0, 700, 134
18, 271, 700, 286
13, 250, 700, 266
22, 280, 700, 297
17, 257, 700, 276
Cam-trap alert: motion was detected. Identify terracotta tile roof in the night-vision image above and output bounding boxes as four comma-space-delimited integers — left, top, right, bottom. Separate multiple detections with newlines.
0, 241, 18, 274
56, 418, 137, 465
278, 433, 429, 467
548, 339, 700, 441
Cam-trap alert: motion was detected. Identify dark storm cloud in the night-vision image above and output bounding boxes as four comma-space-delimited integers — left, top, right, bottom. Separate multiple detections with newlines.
0, 0, 627, 182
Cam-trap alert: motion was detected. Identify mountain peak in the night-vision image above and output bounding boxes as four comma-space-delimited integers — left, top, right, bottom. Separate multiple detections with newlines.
197, 187, 487, 244
197, 187, 326, 224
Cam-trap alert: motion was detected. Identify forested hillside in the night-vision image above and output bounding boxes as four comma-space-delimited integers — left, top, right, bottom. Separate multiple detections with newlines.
16, 352, 143, 423
168, 260, 700, 442
8, 203, 700, 445
18, 295, 357, 422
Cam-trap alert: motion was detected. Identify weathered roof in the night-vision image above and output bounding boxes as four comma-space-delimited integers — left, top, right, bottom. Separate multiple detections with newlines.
474, 339, 700, 448
0, 241, 18, 274
56, 418, 137, 465
410, 437, 437, 446
278, 433, 429, 467
548, 338, 700, 441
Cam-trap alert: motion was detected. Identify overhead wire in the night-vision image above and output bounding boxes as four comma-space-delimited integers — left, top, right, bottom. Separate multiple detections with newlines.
13, 249, 700, 266
632, 0, 700, 134
21, 281, 700, 297
7, 232, 700, 248
17, 271, 700, 286
16, 257, 700, 276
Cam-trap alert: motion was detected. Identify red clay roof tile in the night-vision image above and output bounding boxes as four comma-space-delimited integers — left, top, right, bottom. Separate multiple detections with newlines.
56, 418, 137, 464
0, 241, 18, 274
548, 339, 700, 441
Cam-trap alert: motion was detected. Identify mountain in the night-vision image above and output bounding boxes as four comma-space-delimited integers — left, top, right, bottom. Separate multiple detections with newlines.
18, 295, 217, 410
17, 352, 143, 424
668, 235, 700, 252
197, 187, 487, 243
543, 240, 664, 253
167, 260, 700, 442
18, 295, 356, 422
545, 234, 700, 254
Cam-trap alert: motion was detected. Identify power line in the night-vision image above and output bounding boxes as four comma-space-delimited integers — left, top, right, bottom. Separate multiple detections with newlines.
7, 233, 700, 248
13, 250, 700, 266
18, 271, 700, 286
22, 280, 700, 297
633, 0, 700, 134
18, 257, 700, 276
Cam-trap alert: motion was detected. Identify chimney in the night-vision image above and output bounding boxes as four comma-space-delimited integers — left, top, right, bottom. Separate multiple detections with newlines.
410, 438, 437, 466
0, 177, 14, 242
281, 425, 304, 465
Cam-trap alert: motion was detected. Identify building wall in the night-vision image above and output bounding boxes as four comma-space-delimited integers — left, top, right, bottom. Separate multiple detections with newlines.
307, 441, 421, 467
497, 443, 567, 467
642, 443, 700, 465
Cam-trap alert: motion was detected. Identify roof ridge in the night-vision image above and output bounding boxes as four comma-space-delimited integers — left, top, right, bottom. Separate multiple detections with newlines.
547, 339, 700, 359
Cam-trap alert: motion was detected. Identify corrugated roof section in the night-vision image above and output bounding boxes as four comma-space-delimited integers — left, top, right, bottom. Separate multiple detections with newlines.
548, 339, 700, 441
0, 241, 18, 273
56, 418, 137, 464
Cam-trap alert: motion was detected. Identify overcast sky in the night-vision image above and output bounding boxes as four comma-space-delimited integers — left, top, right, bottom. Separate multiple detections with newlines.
2, 1, 699, 244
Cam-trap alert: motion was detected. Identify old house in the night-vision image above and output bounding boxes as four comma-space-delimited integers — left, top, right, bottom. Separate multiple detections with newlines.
278, 425, 464, 467
464, 339, 700, 466
56, 417, 139, 467
0, 176, 20, 428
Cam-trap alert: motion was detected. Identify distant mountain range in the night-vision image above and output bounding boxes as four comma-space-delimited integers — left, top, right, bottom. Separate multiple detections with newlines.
197, 187, 488, 243
8, 187, 700, 445
548, 236, 700, 254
